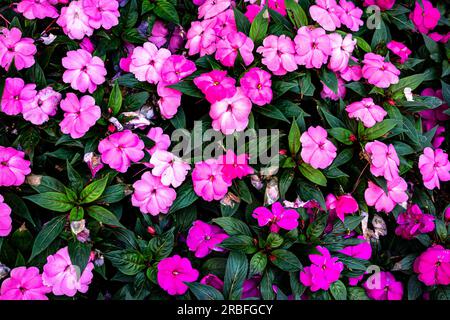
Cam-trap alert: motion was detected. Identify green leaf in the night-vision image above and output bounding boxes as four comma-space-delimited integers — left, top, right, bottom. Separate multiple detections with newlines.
330, 280, 347, 300
347, 287, 369, 300
69, 206, 84, 221
220, 235, 256, 254
233, 7, 251, 34
249, 251, 268, 276
124, 92, 149, 111
270, 249, 301, 272
224, 251, 248, 300
24, 192, 74, 212
96, 184, 128, 203
266, 233, 284, 249
108, 80, 123, 115
105, 250, 146, 276
29, 215, 66, 261
147, 229, 174, 261
187, 282, 225, 300
79, 176, 108, 204
30, 176, 66, 193
168, 81, 203, 98
288, 119, 301, 155
299, 163, 327, 187
355, 36, 371, 52
68, 241, 92, 271
86, 205, 124, 228
249, 7, 269, 44
154, 0, 179, 24
363, 119, 398, 140
407, 275, 422, 300
328, 128, 354, 145
285, 0, 308, 28
169, 181, 198, 213
319, 69, 338, 94
306, 212, 327, 238
213, 217, 252, 237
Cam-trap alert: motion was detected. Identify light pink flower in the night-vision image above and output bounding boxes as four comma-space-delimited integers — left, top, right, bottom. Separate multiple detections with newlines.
321, 75, 346, 100
62, 49, 107, 93
340, 57, 362, 81
210, 87, 252, 135
160, 55, 197, 85
337, 0, 363, 31
0, 147, 31, 187
129, 42, 171, 84
325, 193, 359, 222
413, 245, 450, 286
362, 53, 400, 88
309, 0, 342, 31
410, 0, 440, 34
0, 195, 12, 237
193, 70, 237, 103
16, 0, 59, 20
98, 130, 145, 173
0, 28, 36, 71
186, 19, 218, 56
386, 40, 411, 64
83, 0, 120, 30
59, 93, 101, 139
157, 255, 199, 295
252, 202, 299, 233
363, 0, 395, 10
57, 1, 94, 40
365, 141, 400, 181
157, 82, 182, 119
217, 150, 254, 183
83, 152, 104, 178
187, 220, 229, 258
240, 67, 272, 106
23, 87, 61, 125
328, 33, 355, 72
363, 271, 403, 300
300, 126, 337, 169
395, 204, 435, 240
418, 147, 450, 190
149, 21, 168, 48
131, 171, 176, 215
150, 150, 190, 188
294, 26, 331, 69
364, 178, 409, 213
192, 158, 231, 201
198, 0, 231, 19
257, 35, 297, 76
0, 267, 50, 300
42, 247, 94, 297
216, 32, 254, 67
1, 77, 36, 116
213, 9, 237, 38
147, 127, 170, 155
346, 98, 387, 128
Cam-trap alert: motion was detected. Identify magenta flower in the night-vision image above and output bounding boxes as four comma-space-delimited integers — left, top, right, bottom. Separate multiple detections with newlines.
186, 20, 218, 57
200, 274, 224, 291
0, 195, 12, 237
362, 53, 400, 88
80, 37, 95, 53
149, 20, 168, 48
0, 28, 36, 71
213, 9, 237, 39
395, 204, 435, 240
300, 246, 344, 291
240, 67, 273, 106
0, 267, 51, 300
83, 0, 120, 30
418, 147, 450, 190
187, 220, 229, 258
245, 4, 262, 23
57, 1, 94, 40
325, 193, 359, 222
217, 150, 254, 183
363, 271, 403, 300
210, 87, 252, 135
157, 255, 199, 295
192, 158, 231, 201
62, 49, 106, 93
413, 245, 450, 286
146, 127, 171, 156
1, 77, 37, 116
321, 75, 346, 100
337, 0, 363, 32
300, 126, 337, 169
294, 26, 331, 69
364, 178, 408, 213
216, 31, 254, 67
198, 0, 231, 19
257, 35, 297, 76
23, 87, 61, 125
410, 0, 440, 34
150, 150, 190, 188
346, 98, 387, 128
59, 93, 101, 139
328, 33, 356, 72
194, 70, 237, 103
129, 42, 171, 84
309, 0, 342, 32
98, 130, 145, 173
131, 172, 176, 215
252, 202, 299, 233
0, 146, 31, 187
16, 0, 59, 20
241, 277, 261, 299
160, 55, 197, 85
339, 236, 372, 260
365, 141, 400, 181
363, 0, 395, 10
157, 83, 182, 119
386, 40, 411, 64
268, 0, 287, 15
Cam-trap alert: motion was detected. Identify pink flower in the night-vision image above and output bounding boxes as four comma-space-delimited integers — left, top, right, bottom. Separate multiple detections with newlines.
0, 147, 31, 187
309, 0, 342, 31
160, 55, 197, 85
22, 87, 61, 125
325, 194, 359, 222
216, 32, 254, 67
80, 37, 95, 53
16, 0, 59, 20
242, 277, 261, 299
129, 42, 171, 84
83, 152, 104, 178
363, 271, 403, 300
0, 28, 36, 71
42, 247, 94, 297
150, 150, 190, 188
364, 178, 408, 213
418, 147, 450, 190
217, 150, 254, 183
59, 93, 101, 139
62, 49, 107, 93
365, 141, 400, 181
0, 267, 50, 300
294, 26, 331, 69
419, 88, 449, 147
187, 220, 229, 258
410, 0, 440, 34
157, 83, 182, 119
340, 57, 362, 81
428, 32, 450, 43
252, 202, 299, 232
346, 98, 387, 128
386, 40, 411, 64
245, 4, 262, 23
268, 0, 287, 15
149, 21, 168, 48
213, 9, 237, 38
147, 127, 170, 155
240, 67, 273, 106
413, 245, 450, 286
194, 70, 237, 103
300, 126, 337, 169
0, 195, 12, 237
119, 43, 134, 72
395, 204, 435, 240
363, 0, 395, 10
210, 87, 252, 135
83, 0, 120, 30
337, 0, 363, 31
157, 255, 199, 295
339, 236, 372, 260
321, 75, 346, 100
198, 0, 231, 19
328, 33, 355, 72
192, 158, 231, 201
300, 246, 344, 291
362, 53, 400, 88
1, 77, 36, 116
98, 130, 145, 173
257, 35, 297, 76
200, 274, 224, 291
131, 171, 176, 215
186, 19, 218, 56
57, 1, 94, 40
